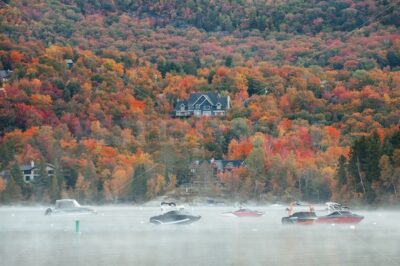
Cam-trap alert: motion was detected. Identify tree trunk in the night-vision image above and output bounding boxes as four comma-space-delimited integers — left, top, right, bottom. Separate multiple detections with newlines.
356, 156, 367, 196
298, 176, 301, 197
393, 182, 398, 199
254, 180, 257, 199
305, 177, 309, 201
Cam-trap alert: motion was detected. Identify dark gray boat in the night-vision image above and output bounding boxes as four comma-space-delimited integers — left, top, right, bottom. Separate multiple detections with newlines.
149, 202, 201, 225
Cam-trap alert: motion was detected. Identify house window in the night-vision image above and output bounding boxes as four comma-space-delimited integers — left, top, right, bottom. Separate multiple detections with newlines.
23, 170, 31, 175
195, 104, 200, 110
48, 170, 54, 175
204, 105, 210, 110
180, 104, 185, 111
25, 176, 30, 182
216, 103, 221, 109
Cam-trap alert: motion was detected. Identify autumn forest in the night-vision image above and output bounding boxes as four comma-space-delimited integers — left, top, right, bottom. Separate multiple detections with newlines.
0, 0, 399, 205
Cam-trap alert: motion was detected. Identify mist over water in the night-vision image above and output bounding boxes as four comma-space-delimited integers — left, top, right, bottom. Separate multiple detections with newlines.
1, 206, 400, 266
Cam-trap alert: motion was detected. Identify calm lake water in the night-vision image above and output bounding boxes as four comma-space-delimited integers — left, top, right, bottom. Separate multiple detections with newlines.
0, 206, 399, 266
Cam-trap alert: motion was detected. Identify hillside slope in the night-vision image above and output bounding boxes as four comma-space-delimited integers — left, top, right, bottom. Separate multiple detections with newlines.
0, 0, 399, 204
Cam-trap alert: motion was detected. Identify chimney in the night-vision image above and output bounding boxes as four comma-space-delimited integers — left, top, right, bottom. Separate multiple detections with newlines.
30, 160, 35, 168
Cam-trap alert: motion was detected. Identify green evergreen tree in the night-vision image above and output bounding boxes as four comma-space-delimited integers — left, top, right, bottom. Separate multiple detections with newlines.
390, 132, 400, 151
82, 160, 98, 201
48, 175, 60, 202
348, 133, 382, 203
0, 142, 15, 169
10, 163, 24, 188
53, 160, 64, 190
4, 175, 22, 203
336, 155, 347, 188
131, 164, 148, 202
365, 132, 381, 183
33, 158, 50, 201
10, 162, 32, 199
381, 135, 393, 156
348, 137, 368, 198
63, 166, 78, 189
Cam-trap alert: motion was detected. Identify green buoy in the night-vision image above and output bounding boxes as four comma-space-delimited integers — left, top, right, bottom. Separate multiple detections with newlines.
75, 220, 80, 234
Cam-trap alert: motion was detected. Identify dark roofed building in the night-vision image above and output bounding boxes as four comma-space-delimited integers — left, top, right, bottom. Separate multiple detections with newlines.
211, 159, 244, 174
0, 69, 12, 86
189, 159, 244, 179
175, 92, 230, 117
0, 170, 8, 180
65, 59, 74, 69
20, 161, 55, 183
0, 161, 55, 184
0, 70, 11, 79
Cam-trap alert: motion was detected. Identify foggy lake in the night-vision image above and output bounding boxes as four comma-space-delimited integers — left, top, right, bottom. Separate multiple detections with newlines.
1, 206, 399, 266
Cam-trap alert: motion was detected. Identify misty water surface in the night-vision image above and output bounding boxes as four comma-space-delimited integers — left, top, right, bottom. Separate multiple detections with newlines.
0, 206, 399, 266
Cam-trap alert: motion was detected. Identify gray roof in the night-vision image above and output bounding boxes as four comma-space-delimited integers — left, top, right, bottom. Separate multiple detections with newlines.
213, 160, 243, 171
0, 70, 12, 79
20, 164, 33, 171
188, 92, 228, 107
176, 99, 188, 109
0, 170, 9, 179
175, 92, 229, 111
19, 163, 55, 171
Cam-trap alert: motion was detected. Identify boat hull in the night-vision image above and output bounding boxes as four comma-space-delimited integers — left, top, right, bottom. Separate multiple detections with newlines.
221, 209, 264, 217
281, 217, 317, 225
316, 216, 364, 224
232, 211, 263, 217
45, 207, 96, 215
150, 213, 201, 225
281, 211, 317, 225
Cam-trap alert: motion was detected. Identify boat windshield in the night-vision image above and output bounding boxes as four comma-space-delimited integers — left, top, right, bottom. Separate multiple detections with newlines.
292, 212, 316, 218
328, 211, 352, 216
165, 211, 179, 215
55, 200, 80, 209
165, 210, 190, 215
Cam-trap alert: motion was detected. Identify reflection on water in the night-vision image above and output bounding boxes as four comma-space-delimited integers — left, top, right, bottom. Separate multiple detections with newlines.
0, 206, 399, 266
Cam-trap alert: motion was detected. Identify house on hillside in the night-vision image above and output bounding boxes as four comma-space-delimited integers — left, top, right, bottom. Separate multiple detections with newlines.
186, 159, 244, 194
1, 161, 55, 183
0, 87, 6, 97
20, 161, 55, 183
65, 59, 74, 69
174, 92, 230, 117
0, 69, 12, 86
210, 159, 244, 176
189, 159, 244, 179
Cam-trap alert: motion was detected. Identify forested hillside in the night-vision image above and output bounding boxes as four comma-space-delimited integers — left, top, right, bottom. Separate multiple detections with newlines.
0, 0, 399, 204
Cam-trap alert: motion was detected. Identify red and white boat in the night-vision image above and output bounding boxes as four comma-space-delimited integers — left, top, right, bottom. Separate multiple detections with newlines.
222, 208, 264, 217
316, 210, 364, 224
316, 202, 364, 224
